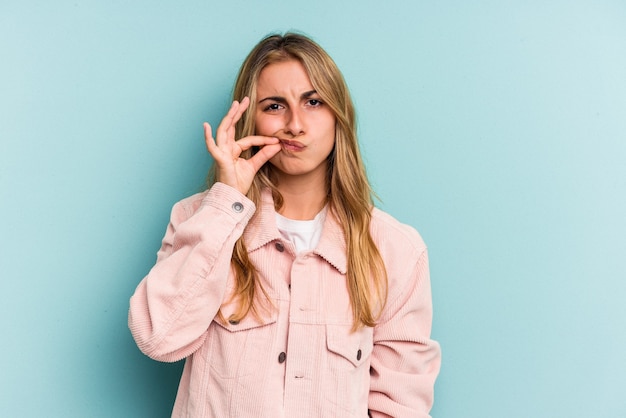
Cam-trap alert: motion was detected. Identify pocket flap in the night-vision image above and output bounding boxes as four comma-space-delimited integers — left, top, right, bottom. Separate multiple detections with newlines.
326, 324, 374, 367
214, 302, 277, 332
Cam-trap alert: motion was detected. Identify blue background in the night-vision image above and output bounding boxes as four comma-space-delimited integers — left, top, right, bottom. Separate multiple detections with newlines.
2, 1, 625, 417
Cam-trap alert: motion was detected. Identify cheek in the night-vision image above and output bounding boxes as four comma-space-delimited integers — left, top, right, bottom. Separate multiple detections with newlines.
322, 117, 337, 145
255, 115, 279, 136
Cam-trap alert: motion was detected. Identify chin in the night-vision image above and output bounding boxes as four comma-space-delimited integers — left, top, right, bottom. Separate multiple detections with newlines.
269, 162, 311, 177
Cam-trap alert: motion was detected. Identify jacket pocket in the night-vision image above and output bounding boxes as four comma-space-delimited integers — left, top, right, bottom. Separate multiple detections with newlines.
326, 324, 374, 368
325, 324, 374, 415
207, 307, 278, 379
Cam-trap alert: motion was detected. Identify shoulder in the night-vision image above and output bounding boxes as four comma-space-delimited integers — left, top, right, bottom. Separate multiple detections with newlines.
370, 207, 431, 317
370, 207, 427, 258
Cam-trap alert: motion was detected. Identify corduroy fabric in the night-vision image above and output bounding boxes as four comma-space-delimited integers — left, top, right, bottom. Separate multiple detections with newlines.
129, 182, 441, 417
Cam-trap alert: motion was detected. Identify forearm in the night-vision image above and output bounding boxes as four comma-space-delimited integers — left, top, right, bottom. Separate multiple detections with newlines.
128, 183, 255, 362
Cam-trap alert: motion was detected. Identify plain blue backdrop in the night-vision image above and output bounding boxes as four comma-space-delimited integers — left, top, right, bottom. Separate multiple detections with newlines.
1, 1, 625, 417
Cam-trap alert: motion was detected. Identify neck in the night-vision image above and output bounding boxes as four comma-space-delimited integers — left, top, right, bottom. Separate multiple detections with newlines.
275, 169, 328, 220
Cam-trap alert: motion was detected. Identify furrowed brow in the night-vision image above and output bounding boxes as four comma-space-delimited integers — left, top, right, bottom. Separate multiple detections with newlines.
302, 90, 318, 99
258, 96, 287, 104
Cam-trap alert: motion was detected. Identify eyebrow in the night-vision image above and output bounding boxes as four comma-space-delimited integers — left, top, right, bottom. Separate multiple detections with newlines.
258, 90, 318, 104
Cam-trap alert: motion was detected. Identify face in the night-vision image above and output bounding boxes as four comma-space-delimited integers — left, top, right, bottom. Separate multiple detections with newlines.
255, 60, 336, 181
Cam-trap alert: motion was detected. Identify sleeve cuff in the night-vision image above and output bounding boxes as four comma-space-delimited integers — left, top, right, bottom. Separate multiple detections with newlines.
200, 182, 256, 222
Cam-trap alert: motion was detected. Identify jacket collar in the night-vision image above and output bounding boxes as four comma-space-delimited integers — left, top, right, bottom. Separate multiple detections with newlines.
244, 188, 347, 275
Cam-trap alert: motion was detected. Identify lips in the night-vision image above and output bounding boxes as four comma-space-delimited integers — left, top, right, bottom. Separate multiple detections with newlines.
279, 139, 305, 152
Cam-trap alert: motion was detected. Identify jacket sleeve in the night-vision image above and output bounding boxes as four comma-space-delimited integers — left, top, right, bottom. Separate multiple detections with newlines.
368, 248, 441, 418
128, 183, 255, 362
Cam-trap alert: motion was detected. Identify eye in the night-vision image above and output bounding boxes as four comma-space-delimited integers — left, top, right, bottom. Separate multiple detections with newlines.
307, 99, 323, 107
263, 103, 283, 112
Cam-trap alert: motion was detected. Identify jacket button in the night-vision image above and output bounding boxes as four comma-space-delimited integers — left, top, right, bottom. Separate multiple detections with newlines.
278, 352, 286, 363
228, 318, 239, 325
356, 349, 362, 361
232, 202, 244, 213
275, 241, 285, 252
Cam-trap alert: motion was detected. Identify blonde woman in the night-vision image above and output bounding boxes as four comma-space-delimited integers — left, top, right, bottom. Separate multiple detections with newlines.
129, 33, 441, 418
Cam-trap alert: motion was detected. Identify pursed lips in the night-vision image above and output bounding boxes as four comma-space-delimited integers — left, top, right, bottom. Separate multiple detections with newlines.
278, 139, 305, 152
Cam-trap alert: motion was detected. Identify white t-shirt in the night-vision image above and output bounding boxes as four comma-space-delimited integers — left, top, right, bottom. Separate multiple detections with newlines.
275, 206, 328, 254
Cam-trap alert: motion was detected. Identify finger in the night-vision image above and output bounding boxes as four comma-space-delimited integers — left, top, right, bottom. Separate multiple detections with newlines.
215, 97, 249, 142
215, 101, 240, 146
204, 122, 217, 153
204, 122, 230, 164
248, 143, 281, 172
224, 97, 250, 138
235, 135, 279, 151
234, 96, 250, 119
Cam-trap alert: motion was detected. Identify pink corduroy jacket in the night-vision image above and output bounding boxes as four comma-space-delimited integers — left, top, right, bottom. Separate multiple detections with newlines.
129, 183, 441, 418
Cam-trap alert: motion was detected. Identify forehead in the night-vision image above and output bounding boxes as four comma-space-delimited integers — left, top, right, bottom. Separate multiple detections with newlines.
256, 60, 314, 95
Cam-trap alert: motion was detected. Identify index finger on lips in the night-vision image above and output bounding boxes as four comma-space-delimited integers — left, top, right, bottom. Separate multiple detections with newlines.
235, 135, 279, 151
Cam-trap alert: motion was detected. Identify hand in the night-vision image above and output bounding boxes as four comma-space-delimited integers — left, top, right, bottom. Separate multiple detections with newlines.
204, 97, 281, 195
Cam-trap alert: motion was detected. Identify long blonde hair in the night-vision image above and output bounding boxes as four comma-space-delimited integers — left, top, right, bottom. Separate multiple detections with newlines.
209, 33, 387, 330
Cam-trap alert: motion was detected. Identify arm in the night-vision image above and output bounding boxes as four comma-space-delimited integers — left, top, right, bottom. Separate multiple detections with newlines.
129, 98, 280, 362
368, 249, 441, 418
128, 183, 255, 362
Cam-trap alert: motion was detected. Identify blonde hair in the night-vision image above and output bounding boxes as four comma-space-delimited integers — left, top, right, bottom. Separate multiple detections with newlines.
209, 33, 387, 330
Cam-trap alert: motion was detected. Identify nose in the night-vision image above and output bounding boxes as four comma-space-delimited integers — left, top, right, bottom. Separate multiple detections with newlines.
285, 108, 304, 137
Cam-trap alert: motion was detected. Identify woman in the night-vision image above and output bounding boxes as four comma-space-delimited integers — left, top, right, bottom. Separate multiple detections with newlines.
129, 33, 440, 418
